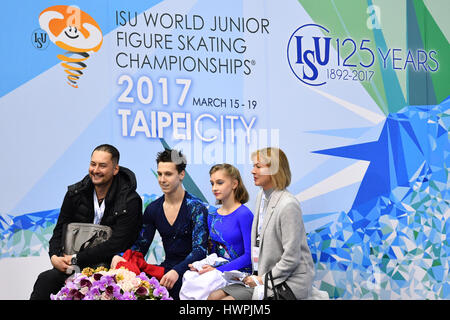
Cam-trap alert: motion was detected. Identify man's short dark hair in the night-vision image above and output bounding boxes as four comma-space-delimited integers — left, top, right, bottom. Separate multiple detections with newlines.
156, 148, 187, 173
92, 144, 120, 165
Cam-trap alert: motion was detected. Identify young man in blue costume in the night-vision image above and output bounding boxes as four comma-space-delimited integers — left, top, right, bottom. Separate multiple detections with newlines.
112, 149, 208, 299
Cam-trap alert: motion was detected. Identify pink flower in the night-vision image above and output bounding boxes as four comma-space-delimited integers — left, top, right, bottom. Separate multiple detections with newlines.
52, 268, 172, 300
136, 286, 148, 296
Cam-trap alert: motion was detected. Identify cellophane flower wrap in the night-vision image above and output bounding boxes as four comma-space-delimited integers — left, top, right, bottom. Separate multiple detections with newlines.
50, 267, 172, 300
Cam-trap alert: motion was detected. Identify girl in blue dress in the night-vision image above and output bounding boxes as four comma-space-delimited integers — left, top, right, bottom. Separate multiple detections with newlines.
201, 163, 253, 273
180, 164, 253, 299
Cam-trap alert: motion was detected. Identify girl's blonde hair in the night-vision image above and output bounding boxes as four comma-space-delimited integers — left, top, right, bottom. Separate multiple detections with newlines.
251, 147, 291, 190
209, 163, 249, 204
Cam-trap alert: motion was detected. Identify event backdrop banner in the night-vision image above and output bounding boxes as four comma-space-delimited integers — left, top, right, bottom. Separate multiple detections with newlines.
0, 0, 448, 299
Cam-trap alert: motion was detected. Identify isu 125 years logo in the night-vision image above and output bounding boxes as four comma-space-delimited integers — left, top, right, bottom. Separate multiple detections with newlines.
287, 23, 439, 87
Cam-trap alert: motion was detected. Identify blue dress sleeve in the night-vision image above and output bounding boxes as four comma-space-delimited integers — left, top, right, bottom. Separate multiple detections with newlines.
217, 206, 253, 272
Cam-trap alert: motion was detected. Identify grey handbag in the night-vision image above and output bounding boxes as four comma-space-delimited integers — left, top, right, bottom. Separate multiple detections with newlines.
63, 222, 112, 255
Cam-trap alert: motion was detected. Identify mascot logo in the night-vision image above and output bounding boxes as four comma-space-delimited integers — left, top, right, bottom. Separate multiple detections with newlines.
39, 5, 103, 88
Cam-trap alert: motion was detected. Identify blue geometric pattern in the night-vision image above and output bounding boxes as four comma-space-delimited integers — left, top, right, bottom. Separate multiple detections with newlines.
307, 97, 449, 299
0, 191, 214, 261
0, 209, 59, 258
1, 98, 448, 299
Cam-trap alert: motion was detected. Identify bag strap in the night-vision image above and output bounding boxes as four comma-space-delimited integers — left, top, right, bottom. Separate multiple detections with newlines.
79, 230, 105, 252
263, 272, 269, 299
264, 270, 279, 300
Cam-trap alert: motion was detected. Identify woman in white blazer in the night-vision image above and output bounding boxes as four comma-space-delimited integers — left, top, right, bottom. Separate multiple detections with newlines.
208, 147, 315, 300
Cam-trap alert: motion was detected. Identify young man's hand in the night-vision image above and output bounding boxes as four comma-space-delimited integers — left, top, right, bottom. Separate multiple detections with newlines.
111, 255, 126, 269
159, 269, 179, 289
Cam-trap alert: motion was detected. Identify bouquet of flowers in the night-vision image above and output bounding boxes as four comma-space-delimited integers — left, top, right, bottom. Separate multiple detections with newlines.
51, 266, 172, 300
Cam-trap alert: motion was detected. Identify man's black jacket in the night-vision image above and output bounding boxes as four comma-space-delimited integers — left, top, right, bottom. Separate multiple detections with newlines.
48, 166, 143, 268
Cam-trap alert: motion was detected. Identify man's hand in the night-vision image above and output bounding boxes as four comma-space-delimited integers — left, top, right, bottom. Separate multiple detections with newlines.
160, 269, 179, 289
111, 255, 127, 269
63, 254, 73, 265
51, 255, 71, 273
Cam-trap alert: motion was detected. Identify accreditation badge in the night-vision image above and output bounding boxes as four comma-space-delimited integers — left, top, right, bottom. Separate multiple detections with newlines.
252, 246, 260, 271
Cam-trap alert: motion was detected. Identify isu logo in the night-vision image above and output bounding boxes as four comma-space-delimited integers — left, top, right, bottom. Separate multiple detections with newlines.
287, 24, 331, 86
39, 5, 103, 88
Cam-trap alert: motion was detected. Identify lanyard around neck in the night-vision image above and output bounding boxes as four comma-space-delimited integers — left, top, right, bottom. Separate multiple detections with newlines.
257, 192, 269, 238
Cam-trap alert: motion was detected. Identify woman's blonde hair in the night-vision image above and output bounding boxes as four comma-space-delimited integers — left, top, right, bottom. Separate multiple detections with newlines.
251, 147, 291, 190
209, 163, 249, 204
